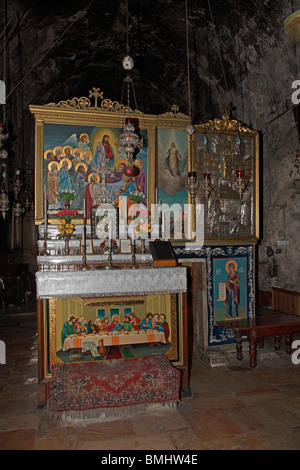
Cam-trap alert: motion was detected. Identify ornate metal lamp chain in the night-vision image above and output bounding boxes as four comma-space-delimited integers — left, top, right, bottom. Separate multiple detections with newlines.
186, 0, 191, 120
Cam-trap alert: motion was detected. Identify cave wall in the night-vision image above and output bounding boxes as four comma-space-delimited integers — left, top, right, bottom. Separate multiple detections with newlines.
0, 0, 299, 291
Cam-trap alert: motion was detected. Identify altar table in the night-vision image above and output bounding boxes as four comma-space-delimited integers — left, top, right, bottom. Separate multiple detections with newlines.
35, 266, 189, 407
216, 307, 300, 368
63, 330, 166, 351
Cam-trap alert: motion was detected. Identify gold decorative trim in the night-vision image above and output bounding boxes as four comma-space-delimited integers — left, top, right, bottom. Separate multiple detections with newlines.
49, 298, 63, 367
197, 102, 257, 134
159, 104, 189, 119
165, 293, 179, 362
44, 87, 142, 114
284, 10, 300, 42
84, 299, 145, 308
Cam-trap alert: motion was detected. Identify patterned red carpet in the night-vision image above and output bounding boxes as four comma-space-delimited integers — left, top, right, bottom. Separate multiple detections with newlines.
47, 355, 181, 412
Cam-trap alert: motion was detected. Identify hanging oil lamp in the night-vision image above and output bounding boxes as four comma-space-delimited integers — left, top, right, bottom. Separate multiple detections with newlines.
186, 171, 199, 203
202, 135, 214, 199
235, 135, 246, 198
119, 117, 141, 161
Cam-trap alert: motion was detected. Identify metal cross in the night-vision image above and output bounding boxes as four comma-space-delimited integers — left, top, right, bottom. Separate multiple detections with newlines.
89, 87, 103, 109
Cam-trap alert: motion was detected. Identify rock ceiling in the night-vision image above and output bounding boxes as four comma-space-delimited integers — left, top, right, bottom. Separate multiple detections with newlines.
0, 0, 292, 121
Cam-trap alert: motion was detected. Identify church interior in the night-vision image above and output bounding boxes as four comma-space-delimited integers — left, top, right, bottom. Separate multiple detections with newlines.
0, 0, 300, 451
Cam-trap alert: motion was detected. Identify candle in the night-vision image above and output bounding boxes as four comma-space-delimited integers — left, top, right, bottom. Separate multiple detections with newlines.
83, 197, 86, 218
109, 220, 112, 247
82, 200, 86, 247
203, 172, 211, 180
236, 169, 244, 179
44, 186, 47, 233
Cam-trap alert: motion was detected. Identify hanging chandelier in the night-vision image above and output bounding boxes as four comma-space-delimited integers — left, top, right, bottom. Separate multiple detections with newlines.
118, 0, 143, 172
119, 117, 141, 161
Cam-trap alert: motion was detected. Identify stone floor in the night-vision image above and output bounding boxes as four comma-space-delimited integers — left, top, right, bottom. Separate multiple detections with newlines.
0, 301, 300, 451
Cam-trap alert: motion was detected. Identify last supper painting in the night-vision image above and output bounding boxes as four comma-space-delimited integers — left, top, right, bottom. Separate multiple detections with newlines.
50, 293, 180, 367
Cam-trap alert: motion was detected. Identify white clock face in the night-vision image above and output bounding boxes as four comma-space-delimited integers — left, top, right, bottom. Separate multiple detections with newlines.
122, 55, 134, 70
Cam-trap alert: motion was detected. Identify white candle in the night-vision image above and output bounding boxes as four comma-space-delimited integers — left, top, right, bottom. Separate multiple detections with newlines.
83, 197, 86, 218
109, 220, 112, 247
44, 186, 47, 233
82, 198, 86, 246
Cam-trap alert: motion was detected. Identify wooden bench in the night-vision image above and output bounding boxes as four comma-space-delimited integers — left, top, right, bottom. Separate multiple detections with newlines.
272, 287, 300, 317
216, 307, 300, 368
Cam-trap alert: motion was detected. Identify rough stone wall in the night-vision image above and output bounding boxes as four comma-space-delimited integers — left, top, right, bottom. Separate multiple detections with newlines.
0, 0, 299, 291
238, 1, 300, 293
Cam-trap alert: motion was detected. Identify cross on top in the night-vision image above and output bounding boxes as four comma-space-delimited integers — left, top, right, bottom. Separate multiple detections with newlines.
219, 102, 232, 120
89, 87, 104, 108
170, 104, 179, 115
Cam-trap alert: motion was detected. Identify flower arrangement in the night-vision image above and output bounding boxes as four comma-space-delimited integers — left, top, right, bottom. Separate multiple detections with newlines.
57, 189, 76, 208
57, 208, 78, 239
100, 239, 118, 253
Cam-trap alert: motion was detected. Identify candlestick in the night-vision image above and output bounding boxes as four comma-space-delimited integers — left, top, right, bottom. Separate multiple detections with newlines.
80, 217, 90, 271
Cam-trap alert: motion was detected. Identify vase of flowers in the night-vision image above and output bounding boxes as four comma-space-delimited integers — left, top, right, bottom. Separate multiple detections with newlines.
57, 189, 76, 209
57, 208, 78, 255
99, 239, 118, 253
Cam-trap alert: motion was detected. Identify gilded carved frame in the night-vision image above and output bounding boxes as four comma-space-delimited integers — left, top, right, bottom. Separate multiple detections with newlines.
194, 105, 259, 243
47, 292, 184, 377
29, 90, 191, 235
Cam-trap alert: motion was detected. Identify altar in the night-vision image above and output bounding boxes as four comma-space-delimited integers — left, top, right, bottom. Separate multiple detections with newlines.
30, 91, 260, 410
35, 264, 188, 407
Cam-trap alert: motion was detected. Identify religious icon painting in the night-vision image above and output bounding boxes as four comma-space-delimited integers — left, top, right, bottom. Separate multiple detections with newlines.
157, 128, 189, 240
43, 122, 148, 221
49, 293, 183, 369
213, 257, 248, 323
206, 245, 255, 346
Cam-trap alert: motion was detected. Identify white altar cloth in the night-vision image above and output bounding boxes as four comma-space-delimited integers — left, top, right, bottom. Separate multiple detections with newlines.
35, 266, 187, 298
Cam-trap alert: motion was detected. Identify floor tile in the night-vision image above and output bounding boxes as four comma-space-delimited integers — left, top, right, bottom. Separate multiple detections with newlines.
34, 434, 77, 450
0, 429, 36, 450
131, 410, 188, 435
252, 428, 300, 450
201, 433, 265, 450
77, 432, 176, 450
235, 388, 285, 404
183, 409, 243, 439
169, 429, 205, 450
